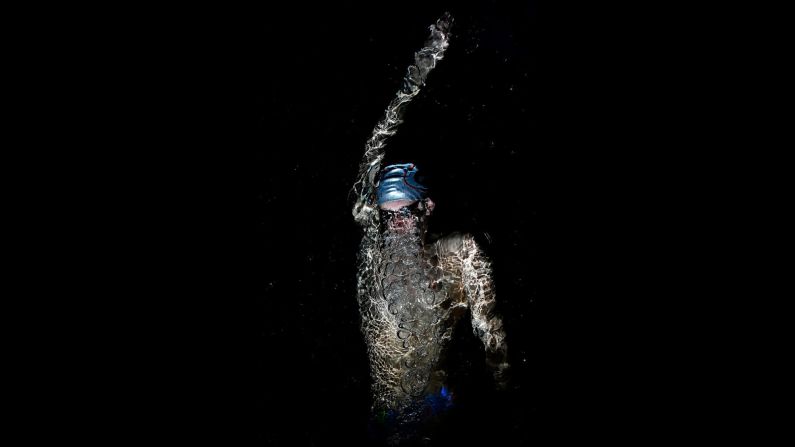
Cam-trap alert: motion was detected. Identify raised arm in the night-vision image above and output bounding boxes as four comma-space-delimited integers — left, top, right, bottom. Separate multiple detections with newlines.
461, 234, 511, 389
351, 13, 452, 226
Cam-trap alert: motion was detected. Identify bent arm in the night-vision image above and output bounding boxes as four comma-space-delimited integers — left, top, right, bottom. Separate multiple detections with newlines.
461, 235, 510, 389
351, 13, 452, 225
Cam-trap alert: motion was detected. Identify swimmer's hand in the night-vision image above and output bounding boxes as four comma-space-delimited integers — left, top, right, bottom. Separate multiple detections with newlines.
490, 360, 512, 391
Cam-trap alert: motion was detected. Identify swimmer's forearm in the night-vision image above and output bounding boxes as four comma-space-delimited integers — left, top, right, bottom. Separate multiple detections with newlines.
365, 12, 452, 149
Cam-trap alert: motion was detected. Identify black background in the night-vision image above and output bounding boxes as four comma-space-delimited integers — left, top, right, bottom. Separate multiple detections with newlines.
133, 0, 683, 445
250, 3, 539, 445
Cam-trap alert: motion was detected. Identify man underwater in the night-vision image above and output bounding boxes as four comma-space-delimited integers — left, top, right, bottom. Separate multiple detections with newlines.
351, 13, 510, 445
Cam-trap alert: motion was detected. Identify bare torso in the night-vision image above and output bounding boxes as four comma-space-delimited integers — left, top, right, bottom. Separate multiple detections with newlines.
357, 233, 469, 413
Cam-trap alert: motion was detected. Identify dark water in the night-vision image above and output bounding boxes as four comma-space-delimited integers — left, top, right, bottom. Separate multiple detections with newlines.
253, 4, 537, 445
138, 1, 683, 445
252, 4, 538, 445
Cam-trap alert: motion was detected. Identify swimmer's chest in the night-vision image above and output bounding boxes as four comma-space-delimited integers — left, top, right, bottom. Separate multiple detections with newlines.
378, 251, 465, 314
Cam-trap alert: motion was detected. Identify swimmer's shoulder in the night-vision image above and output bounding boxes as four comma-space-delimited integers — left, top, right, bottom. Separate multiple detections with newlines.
429, 232, 468, 255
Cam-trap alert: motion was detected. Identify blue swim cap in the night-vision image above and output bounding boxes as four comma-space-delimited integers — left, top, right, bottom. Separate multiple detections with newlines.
377, 163, 429, 206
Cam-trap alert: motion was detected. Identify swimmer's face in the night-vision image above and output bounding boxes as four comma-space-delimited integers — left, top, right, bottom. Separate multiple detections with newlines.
379, 198, 435, 234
